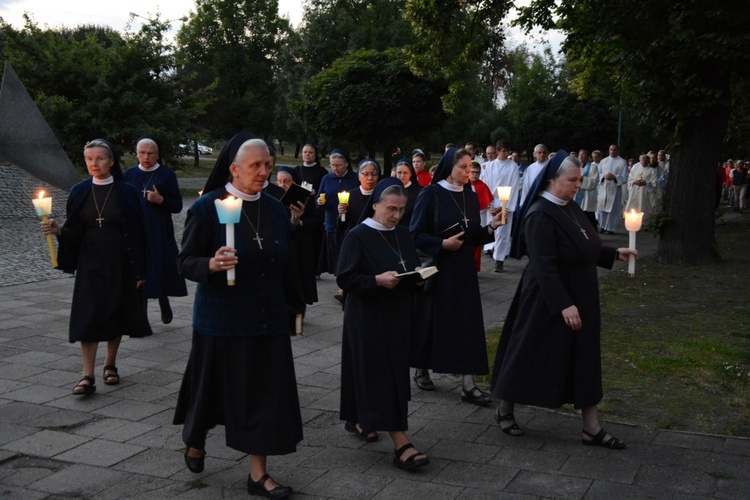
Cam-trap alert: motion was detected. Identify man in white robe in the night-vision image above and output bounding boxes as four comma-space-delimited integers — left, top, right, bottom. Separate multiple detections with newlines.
596, 144, 628, 234
576, 149, 599, 229
480, 146, 520, 272
519, 144, 549, 208
625, 154, 660, 220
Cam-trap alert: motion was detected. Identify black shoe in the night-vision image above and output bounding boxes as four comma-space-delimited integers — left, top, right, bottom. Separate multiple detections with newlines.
247, 473, 292, 499
413, 369, 435, 391
344, 421, 379, 442
605, 230, 615, 235
184, 449, 205, 473
159, 296, 173, 324
599, 227, 606, 233
494, 261, 504, 273
461, 387, 491, 406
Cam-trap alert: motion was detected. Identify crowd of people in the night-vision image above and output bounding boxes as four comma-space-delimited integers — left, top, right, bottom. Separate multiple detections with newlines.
42, 135, 651, 498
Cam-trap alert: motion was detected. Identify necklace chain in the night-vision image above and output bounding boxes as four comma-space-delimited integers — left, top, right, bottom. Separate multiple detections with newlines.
141, 170, 158, 197
377, 229, 407, 272
556, 203, 589, 240
447, 188, 470, 228
241, 202, 264, 249
92, 184, 114, 228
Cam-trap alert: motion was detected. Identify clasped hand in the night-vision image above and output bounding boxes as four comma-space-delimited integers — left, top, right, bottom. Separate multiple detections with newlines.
210, 246, 237, 273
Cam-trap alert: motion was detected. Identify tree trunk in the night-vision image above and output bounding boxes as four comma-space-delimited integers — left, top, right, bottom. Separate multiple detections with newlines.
294, 142, 300, 159
657, 108, 729, 265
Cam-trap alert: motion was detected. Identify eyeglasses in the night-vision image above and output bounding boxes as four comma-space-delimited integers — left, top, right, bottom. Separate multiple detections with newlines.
360, 172, 379, 177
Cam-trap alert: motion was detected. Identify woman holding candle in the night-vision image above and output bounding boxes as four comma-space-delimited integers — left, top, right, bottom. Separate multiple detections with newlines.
316, 149, 358, 302
41, 139, 151, 395
337, 178, 429, 469
173, 133, 302, 498
409, 148, 505, 403
490, 151, 636, 448
123, 137, 187, 325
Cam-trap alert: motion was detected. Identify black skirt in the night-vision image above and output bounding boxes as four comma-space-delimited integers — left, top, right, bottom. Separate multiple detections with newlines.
173, 332, 303, 456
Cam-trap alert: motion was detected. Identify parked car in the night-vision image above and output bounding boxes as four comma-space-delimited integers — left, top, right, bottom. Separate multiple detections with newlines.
179, 141, 213, 155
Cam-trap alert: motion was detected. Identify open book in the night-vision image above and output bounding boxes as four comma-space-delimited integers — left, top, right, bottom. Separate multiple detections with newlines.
395, 266, 439, 280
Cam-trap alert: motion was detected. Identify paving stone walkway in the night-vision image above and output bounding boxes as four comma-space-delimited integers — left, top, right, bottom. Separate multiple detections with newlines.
1, 180, 748, 499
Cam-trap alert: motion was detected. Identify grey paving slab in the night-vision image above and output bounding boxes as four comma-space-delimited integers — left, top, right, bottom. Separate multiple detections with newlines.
54, 438, 146, 467
92, 399, 170, 421
26, 463, 131, 496
302, 469, 391, 498
112, 446, 190, 477
372, 477, 464, 500
504, 469, 593, 499
431, 461, 517, 490
3, 429, 90, 458
2, 194, 750, 499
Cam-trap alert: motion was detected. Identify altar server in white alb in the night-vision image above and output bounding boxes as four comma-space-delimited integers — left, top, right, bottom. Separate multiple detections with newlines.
625, 154, 661, 220
480, 145, 520, 272
596, 144, 628, 234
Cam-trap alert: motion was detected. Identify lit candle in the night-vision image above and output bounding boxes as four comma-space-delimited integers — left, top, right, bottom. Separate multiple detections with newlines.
623, 209, 644, 277
497, 186, 512, 225
301, 181, 313, 192
214, 196, 243, 285
338, 191, 350, 222
32, 190, 58, 268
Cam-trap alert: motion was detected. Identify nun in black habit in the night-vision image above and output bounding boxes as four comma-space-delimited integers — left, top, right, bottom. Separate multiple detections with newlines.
341, 158, 381, 231
490, 151, 635, 449
393, 158, 422, 227
409, 148, 505, 405
337, 178, 430, 470
294, 143, 329, 273
41, 139, 152, 395
123, 136, 187, 325
173, 132, 302, 498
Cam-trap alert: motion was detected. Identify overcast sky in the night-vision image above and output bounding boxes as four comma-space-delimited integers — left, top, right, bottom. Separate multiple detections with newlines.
0, 0, 561, 54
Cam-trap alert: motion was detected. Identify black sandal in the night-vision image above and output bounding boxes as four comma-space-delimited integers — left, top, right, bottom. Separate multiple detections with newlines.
494, 408, 525, 436
73, 376, 96, 395
103, 365, 119, 385
344, 421, 378, 443
393, 443, 430, 470
581, 428, 626, 450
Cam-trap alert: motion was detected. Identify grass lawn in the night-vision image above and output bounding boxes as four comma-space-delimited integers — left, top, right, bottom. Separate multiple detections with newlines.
481, 214, 750, 437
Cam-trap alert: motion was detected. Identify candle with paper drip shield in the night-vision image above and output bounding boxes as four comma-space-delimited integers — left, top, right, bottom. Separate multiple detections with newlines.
214, 196, 243, 285
32, 190, 58, 268
338, 191, 350, 222
623, 209, 644, 277
496, 186, 512, 225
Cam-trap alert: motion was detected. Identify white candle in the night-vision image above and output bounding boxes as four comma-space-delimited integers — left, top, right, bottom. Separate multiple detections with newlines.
623, 209, 643, 277
32, 190, 58, 268
215, 197, 243, 285
338, 191, 350, 222
497, 186, 512, 225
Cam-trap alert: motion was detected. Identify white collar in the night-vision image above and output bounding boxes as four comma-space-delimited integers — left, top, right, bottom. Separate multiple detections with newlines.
359, 186, 374, 195
303, 162, 316, 167
402, 181, 412, 188
363, 217, 394, 231
92, 176, 114, 185
225, 182, 261, 202
138, 163, 161, 172
541, 191, 567, 206
438, 179, 463, 192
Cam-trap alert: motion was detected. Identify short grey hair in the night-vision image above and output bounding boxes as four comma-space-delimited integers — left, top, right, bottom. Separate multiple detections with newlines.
233, 138, 268, 165
534, 144, 548, 154
555, 156, 582, 179
84, 139, 114, 159
329, 152, 347, 163
136, 138, 159, 153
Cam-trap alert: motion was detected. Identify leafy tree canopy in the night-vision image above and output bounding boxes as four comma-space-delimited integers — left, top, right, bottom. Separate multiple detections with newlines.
292, 49, 445, 155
